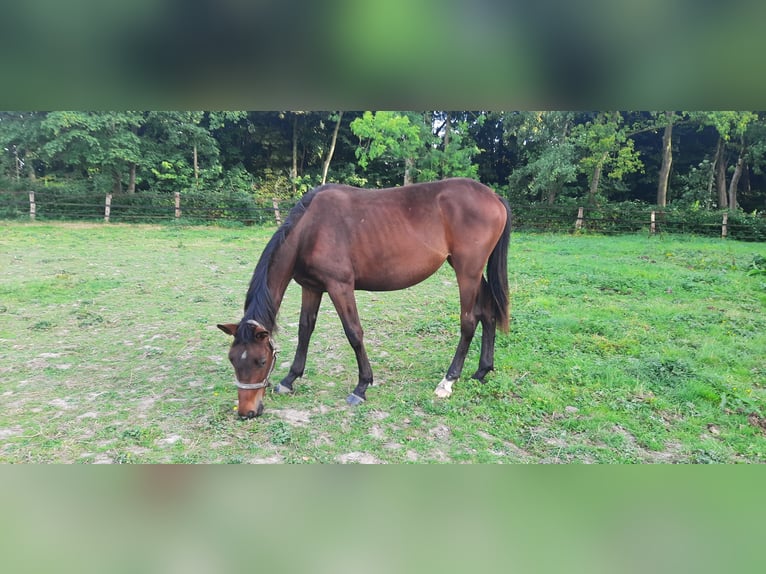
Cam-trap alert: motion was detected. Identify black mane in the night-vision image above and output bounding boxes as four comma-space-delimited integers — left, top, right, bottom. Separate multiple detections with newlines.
236, 185, 330, 343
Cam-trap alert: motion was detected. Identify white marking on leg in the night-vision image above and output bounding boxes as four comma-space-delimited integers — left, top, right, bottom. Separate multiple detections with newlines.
434, 377, 456, 398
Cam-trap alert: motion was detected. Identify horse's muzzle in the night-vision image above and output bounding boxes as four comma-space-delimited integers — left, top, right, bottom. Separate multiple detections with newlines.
239, 401, 264, 420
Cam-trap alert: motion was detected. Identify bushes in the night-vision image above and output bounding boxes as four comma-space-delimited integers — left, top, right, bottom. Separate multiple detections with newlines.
175, 188, 277, 224
0, 183, 284, 224
507, 199, 766, 241
727, 211, 766, 242
2, 177, 764, 240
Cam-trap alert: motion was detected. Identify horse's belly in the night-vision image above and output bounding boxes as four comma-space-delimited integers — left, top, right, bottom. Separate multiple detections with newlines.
354, 257, 446, 291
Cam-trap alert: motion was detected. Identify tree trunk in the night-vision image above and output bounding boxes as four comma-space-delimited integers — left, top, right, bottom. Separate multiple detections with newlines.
716, 141, 729, 209
193, 144, 199, 187
112, 169, 123, 195
23, 152, 36, 182
442, 112, 451, 178
727, 135, 746, 212
321, 111, 343, 184
127, 163, 136, 194
13, 146, 21, 180
404, 157, 414, 186
291, 114, 298, 194
588, 151, 608, 202
547, 184, 559, 205
708, 137, 722, 203
548, 119, 570, 205
656, 111, 673, 207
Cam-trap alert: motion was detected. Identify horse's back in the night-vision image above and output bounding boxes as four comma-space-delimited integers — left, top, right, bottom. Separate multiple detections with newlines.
290, 179, 507, 291
306, 178, 502, 223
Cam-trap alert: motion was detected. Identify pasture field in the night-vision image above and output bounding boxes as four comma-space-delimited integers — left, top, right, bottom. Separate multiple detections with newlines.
1, 221, 765, 463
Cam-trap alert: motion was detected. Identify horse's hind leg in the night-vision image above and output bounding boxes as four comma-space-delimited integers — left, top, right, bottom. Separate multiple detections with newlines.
435, 270, 482, 398
275, 287, 323, 394
472, 277, 497, 382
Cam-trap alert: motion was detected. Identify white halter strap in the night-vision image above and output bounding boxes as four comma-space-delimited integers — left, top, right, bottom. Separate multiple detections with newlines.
234, 320, 278, 390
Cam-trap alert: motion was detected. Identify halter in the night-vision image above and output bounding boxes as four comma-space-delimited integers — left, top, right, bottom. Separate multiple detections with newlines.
234, 320, 278, 391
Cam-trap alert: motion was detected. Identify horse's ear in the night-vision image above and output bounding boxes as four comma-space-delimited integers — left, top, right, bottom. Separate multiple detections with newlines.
217, 323, 239, 336
246, 319, 270, 339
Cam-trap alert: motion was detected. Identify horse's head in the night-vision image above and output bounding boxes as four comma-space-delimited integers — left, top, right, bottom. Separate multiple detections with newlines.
217, 320, 277, 419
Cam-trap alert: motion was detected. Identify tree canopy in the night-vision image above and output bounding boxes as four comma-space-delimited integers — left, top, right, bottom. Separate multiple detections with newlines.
1, 110, 765, 212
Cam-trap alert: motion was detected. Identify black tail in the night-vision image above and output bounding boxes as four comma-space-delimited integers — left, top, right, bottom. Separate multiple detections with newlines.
486, 198, 511, 332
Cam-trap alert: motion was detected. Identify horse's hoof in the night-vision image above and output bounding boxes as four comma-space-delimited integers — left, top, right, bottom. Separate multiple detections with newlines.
434, 377, 455, 398
346, 393, 365, 406
471, 367, 493, 383
273, 383, 293, 395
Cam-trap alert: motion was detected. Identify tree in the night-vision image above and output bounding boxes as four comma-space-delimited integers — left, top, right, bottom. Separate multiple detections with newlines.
469, 111, 518, 188
504, 111, 579, 204
574, 112, 643, 203
351, 111, 425, 185
692, 111, 758, 210
0, 112, 46, 182
427, 111, 481, 181
143, 111, 221, 192
321, 111, 343, 184
40, 111, 144, 194
656, 111, 675, 207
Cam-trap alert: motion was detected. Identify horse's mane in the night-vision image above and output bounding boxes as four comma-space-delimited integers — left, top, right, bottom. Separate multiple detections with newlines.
237, 185, 330, 343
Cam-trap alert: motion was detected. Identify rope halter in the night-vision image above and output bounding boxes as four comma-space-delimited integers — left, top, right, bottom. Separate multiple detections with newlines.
234, 320, 278, 390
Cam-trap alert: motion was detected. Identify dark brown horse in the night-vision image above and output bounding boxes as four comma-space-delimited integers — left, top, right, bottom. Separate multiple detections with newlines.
218, 178, 510, 419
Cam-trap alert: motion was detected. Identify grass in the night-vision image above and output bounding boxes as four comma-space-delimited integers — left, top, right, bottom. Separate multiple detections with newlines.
1, 221, 765, 463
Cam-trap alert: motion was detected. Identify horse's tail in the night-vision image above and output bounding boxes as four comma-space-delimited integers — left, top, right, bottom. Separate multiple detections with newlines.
486, 197, 511, 333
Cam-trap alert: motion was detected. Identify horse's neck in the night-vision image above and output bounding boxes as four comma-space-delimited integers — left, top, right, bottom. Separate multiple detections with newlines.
266, 238, 298, 311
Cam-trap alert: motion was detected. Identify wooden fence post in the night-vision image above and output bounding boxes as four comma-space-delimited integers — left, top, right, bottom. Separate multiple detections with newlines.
650, 211, 656, 234
272, 198, 282, 225
29, 191, 36, 221
104, 193, 112, 223
174, 192, 181, 219
575, 206, 584, 230
722, 212, 728, 239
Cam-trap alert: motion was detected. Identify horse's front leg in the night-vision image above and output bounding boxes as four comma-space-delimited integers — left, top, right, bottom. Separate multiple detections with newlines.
326, 283, 373, 405
274, 287, 323, 394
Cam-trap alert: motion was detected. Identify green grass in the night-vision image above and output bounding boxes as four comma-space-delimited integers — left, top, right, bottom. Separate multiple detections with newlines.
1, 222, 765, 463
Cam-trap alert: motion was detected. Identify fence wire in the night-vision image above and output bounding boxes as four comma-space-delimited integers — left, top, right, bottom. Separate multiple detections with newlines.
2, 188, 764, 241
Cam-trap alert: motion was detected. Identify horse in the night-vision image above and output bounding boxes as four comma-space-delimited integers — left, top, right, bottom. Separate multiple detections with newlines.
217, 177, 511, 419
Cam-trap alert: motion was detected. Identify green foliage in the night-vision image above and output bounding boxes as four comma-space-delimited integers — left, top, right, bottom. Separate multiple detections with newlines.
267, 421, 292, 445
506, 111, 578, 203
2, 110, 766, 217
573, 111, 644, 193
350, 111, 424, 177
691, 111, 758, 141
748, 254, 766, 276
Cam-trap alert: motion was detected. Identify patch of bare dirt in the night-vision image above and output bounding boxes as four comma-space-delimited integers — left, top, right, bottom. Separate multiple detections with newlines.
156, 434, 183, 446
275, 408, 311, 426
748, 413, 766, 435
335, 451, 383, 464
429, 423, 451, 440
476, 430, 534, 461
248, 453, 284, 464
0, 426, 23, 439
644, 440, 685, 463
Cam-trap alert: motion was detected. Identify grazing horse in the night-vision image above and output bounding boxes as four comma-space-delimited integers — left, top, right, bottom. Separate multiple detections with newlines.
218, 178, 510, 419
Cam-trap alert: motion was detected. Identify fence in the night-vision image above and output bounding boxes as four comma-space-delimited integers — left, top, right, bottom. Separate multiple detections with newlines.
0, 188, 279, 225
1, 188, 765, 241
